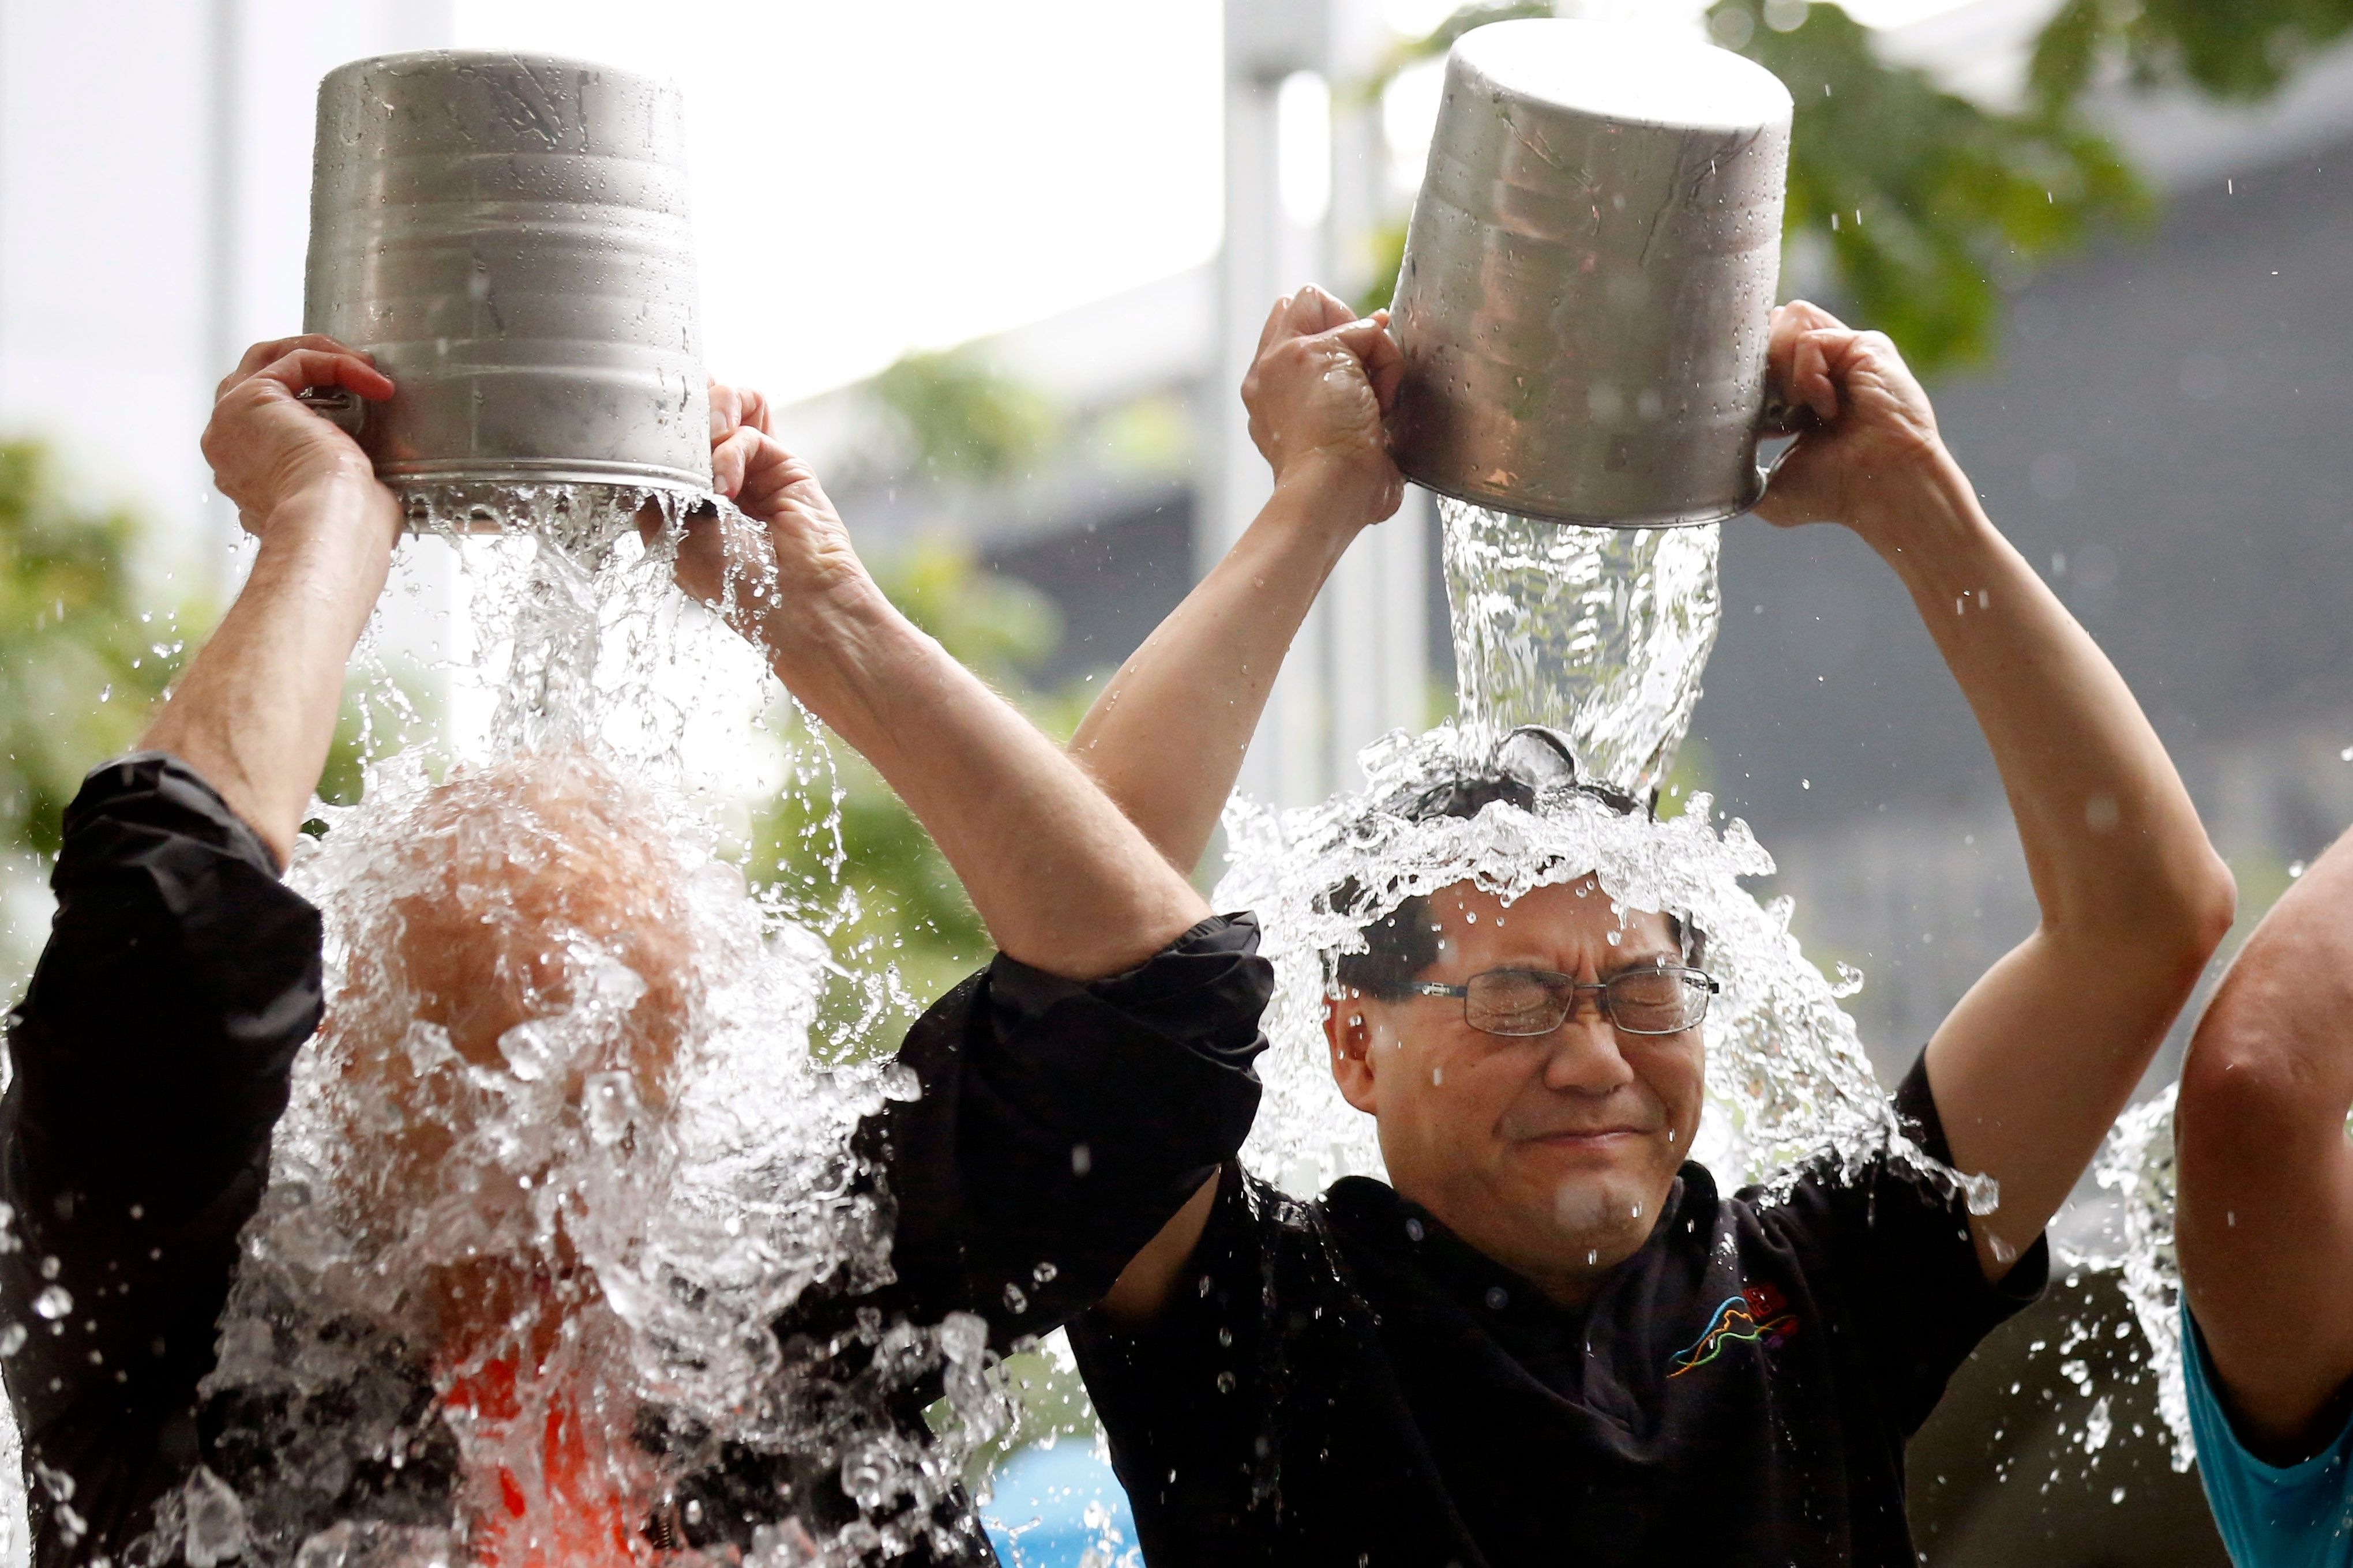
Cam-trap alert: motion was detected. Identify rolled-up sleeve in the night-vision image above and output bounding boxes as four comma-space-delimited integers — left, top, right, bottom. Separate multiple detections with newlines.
1, 753, 322, 1562
846, 914, 1272, 1348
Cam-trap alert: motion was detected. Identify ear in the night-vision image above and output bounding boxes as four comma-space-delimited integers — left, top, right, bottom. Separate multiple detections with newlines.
1323, 988, 1381, 1115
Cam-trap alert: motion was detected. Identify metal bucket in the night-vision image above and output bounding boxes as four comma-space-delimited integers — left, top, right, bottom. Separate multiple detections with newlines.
1386, 19, 1795, 528
304, 51, 711, 499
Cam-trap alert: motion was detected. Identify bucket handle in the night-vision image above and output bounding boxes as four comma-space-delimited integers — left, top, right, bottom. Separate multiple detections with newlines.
295, 385, 369, 438
1754, 388, 1819, 492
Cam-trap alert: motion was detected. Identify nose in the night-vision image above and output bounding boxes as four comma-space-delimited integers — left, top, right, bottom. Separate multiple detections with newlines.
1538, 1006, 1637, 1095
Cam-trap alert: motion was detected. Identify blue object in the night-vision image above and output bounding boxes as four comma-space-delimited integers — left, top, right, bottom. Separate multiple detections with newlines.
2182, 1303, 2353, 1565
980, 1440, 1140, 1568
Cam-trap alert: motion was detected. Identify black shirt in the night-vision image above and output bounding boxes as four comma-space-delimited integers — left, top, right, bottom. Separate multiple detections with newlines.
0, 755, 1273, 1566
1067, 1069, 2048, 1568
5, 754, 2044, 1568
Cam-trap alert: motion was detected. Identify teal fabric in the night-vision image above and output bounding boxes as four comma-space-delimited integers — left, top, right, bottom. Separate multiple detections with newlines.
2184, 1303, 2353, 1565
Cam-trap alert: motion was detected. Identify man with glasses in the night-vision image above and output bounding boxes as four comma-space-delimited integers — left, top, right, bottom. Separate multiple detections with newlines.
926, 287, 2230, 1565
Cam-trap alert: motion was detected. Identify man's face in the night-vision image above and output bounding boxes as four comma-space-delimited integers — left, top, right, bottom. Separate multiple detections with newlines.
1323, 877, 1703, 1303
322, 754, 695, 1352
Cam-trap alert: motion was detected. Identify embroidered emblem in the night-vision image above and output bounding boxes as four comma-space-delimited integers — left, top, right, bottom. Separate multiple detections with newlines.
1667, 1283, 1799, 1378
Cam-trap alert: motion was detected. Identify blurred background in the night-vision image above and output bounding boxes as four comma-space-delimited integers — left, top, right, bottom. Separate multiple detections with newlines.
7, 0, 2353, 1561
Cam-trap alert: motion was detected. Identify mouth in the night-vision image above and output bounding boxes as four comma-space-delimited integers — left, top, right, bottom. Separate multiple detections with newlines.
1524, 1127, 1649, 1153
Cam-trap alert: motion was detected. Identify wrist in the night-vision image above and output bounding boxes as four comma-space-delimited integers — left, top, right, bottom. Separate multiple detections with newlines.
260, 468, 401, 560
1845, 442, 1983, 567
1271, 449, 1393, 531
761, 575, 922, 728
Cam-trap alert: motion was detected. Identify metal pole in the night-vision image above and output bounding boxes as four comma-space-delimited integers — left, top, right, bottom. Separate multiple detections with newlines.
205, 0, 242, 567
1316, 0, 1429, 794
1215, 0, 1329, 807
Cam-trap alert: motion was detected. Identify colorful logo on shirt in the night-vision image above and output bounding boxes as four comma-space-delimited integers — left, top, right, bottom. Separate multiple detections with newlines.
1667, 1283, 1799, 1378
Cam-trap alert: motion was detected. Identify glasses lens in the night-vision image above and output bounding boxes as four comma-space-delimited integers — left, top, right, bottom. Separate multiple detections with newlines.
1608, 969, 1706, 1033
1463, 970, 1570, 1036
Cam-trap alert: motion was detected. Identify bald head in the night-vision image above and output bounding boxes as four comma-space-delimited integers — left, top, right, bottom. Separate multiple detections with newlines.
318, 751, 701, 1299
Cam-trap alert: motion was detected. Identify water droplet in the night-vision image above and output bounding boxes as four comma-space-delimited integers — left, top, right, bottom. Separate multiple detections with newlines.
32, 1286, 72, 1321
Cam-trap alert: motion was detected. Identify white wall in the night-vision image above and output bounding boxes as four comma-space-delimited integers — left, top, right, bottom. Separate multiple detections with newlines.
0, 0, 450, 584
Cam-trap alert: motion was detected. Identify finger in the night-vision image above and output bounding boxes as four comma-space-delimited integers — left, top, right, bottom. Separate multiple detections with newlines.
1765, 300, 1844, 373
1750, 445, 1825, 529
736, 438, 821, 514
1329, 318, 1392, 363
1255, 294, 1295, 358
246, 348, 396, 403
1796, 328, 1846, 421
711, 424, 764, 499
1328, 317, 1406, 405
709, 381, 745, 441
734, 385, 775, 437
220, 334, 372, 401
1297, 284, 1356, 333
1283, 287, 1338, 339
1363, 326, 1406, 412
1780, 298, 1847, 333
1766, 307, 1840, 424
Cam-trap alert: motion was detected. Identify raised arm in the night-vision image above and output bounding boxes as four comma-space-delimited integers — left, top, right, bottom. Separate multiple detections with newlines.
0, 339, 397, 1558
1756, 302, 2236, 1280
1067, 285, 1404, 873
145, 336, 403, 863
2173, 833, 2353, 1456
674, 387, 1207, 982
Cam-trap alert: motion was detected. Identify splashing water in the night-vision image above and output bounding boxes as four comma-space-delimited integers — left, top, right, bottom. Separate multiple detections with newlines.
1220, 502, 1992, 1210
1441, 501, 1722, 798
2088, 1086, 2196, 1469
1218, 724, 1986, 1206
3, 486, 1018, 1566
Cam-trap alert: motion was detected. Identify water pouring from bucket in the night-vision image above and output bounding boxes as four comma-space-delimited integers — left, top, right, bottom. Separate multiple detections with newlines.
1373, 20, 1803, 798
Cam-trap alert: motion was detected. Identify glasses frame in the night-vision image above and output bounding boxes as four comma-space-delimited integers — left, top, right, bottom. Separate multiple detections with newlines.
1408, 964, 1720, 1038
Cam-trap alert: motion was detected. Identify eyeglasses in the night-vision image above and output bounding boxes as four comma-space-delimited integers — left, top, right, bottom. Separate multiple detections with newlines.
1408, 965, 1718, 1037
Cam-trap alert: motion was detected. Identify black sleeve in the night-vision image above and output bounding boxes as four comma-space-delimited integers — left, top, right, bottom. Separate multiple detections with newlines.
828, 913, 1271, 1349
1771, 1053, 2049, 1437
0, 754, 324, 1563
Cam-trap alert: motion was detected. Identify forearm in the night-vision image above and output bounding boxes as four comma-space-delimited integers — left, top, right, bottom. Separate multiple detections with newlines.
1069, 463, 1364, 871
782, 593, 1208, 980
1867, 452, 2230, 952
141, 479, 399, 863
1885, 450, 2229, 1275
2175, 828, 2353, 1447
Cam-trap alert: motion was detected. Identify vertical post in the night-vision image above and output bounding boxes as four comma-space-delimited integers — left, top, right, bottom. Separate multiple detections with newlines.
1316, 0, 1429, 793
1215, 0, 1437, 808
205, 0, 243, 569
1215, 0, 1330, 807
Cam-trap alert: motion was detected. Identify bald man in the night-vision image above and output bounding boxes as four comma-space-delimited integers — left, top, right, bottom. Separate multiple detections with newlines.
0, 339, 1269, 1566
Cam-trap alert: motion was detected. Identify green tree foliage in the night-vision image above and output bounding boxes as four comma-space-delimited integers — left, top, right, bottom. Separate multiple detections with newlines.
1721, 0, 2148, 370
2031, 0, 2353, 107
0, 440, 186, 856
1363, 0, 2352, 374
870, 346, 1062, 485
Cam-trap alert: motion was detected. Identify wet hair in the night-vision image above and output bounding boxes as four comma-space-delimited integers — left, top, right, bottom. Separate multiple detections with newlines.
1326, 769, 1705, 1002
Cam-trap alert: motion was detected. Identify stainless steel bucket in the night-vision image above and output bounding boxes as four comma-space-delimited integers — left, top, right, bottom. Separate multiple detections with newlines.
303, 51, 711, 497
1386, 19, 1796, 528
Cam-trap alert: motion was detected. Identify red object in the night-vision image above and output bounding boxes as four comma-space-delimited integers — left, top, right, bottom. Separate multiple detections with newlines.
441, 1356, 655, 1567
